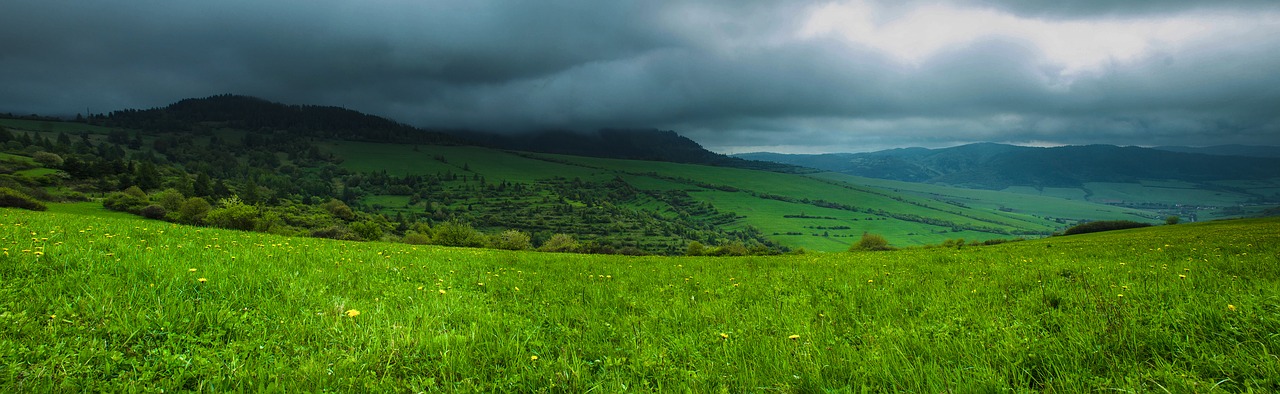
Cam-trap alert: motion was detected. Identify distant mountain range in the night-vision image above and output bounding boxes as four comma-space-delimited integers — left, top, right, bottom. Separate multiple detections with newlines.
735, 143, 1280, 190
1151, 145, 1280, 158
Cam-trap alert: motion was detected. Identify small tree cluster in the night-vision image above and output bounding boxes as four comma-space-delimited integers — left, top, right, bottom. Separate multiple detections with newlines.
849, 232, 895, 251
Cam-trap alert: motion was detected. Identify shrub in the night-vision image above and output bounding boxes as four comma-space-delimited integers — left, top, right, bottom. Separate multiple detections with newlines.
538, 233, 579, 253
177, 197, 212, 224
402, 231, 432, 245
203, 196, 259, 231
1165, 216, 1181, 225
311, 225, 360, 241
490, 230, 532, 251
321, 198, 355, 220
140, 204, 167, 220
152, 188, 186, 212
32, 151, 63, 167
685, 241, 706, 256
849, 233, 894, 251
432, 221, 487, 248
103, 191, 148, 213
350, 221, 384, 241
0, 187, 46, 211
708, 242, 749, 256
1062, 220, 1152, 236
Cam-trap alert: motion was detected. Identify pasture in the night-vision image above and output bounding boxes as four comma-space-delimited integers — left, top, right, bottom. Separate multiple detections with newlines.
2, 208, 1276, 391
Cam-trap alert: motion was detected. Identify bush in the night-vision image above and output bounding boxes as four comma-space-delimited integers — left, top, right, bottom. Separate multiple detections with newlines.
708, 242, 749, 256
685, 241, 705, 256
311, 225, 360, 241
350, 221, 384, 241
140, 204, 167, 220
32, 151, 63, 167
321, 198, 355, 220
490, 229, 532, 251
432, 221, 487, 248
849, 233, 894, 251
177, 197, 212, 224
402, 231, 432, 245
538, 233, 579, 253
1165, 216, 1181, 225
103, 191, 148, 213
152, 188, 186, 212
0, 187, 46, 211
203, 196, 259, 231
1062, 220, 1152, 236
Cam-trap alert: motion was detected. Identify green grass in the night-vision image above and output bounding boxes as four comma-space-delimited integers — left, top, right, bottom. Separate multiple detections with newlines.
2, 208, 1277, 391
323, 141, 1145, 251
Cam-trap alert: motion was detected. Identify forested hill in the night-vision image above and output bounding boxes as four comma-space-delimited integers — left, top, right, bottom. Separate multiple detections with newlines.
459, 129, 806, 173
98, 95, 798, 172
99, 94, 459, 145
737, 143, 1280, 189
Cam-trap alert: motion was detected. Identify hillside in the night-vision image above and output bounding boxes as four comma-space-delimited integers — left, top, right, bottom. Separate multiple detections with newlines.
0, 97, 1164, 254
4, 208, 1277, 391
1153, 145, 1280, 158
738, 144, 1280, 221
458, 128, 804, 172
736, 143, 1280, 188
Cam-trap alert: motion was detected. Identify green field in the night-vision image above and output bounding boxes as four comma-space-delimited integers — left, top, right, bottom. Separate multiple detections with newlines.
2, 208, 1277, 391
324, 141, 1154, 251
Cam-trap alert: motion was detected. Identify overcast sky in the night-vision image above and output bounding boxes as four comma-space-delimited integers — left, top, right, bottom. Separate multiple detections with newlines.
3, 1, 1279, 153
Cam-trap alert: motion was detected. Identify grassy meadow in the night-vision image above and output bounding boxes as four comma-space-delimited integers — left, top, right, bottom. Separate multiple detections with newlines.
322, 141, 1159, 251
2, 207, 1278, 392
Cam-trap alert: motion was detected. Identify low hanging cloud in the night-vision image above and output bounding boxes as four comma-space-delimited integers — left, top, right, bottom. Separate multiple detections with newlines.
2, 0, 1278, 153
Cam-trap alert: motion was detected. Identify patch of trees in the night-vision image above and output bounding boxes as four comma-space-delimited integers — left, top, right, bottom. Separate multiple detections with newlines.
1061, 220, 1152, 236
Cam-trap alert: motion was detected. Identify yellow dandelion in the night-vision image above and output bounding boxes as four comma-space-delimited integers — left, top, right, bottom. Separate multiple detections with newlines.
1179, 274, 1186, 279
720, 333, 729, 339
788, 334, 800, 340
189, 268, 197, 272
1117, 294, 1123, 298
197, 277, 208, 283
478, 282, 484, 286
531, 355, 538, 361
867, 279, 873, 283
1228, 304, 1237, 312
438, 289, 447, 295
345, 309, 361, 317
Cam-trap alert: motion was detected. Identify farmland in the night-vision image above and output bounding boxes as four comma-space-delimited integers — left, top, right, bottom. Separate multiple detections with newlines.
2, 207, 1277, 391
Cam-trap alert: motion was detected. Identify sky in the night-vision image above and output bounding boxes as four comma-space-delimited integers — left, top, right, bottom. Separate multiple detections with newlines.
3, 1, 1280, 154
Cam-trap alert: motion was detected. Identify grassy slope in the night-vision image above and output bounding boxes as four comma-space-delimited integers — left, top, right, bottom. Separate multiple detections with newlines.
2, 208, 1277, 392
327, 142, 1141, 251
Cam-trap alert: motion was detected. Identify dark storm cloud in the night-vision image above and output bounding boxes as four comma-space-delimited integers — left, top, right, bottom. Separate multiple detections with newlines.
2, 0, 1279, 153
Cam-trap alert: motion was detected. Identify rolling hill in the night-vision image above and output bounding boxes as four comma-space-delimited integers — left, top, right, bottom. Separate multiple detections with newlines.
0, 96, 1166, 254
737, 144, 1280, 221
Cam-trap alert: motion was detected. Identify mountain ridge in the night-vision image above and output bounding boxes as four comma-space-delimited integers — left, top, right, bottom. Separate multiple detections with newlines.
735, 143, 1280, 190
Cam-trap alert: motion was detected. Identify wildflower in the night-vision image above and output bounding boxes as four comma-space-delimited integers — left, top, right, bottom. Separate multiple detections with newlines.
189, 268, 197, 272
531, 355, 538, 361
438, 289, 446, 295
345, 309, 360, 317
1228, 304, 1237, 312
197, 278, 208, 283
720, 333, 729, 339
1117, 294, 1123, 298
788, 334, 800, 340
1179, 274, 1186, 279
